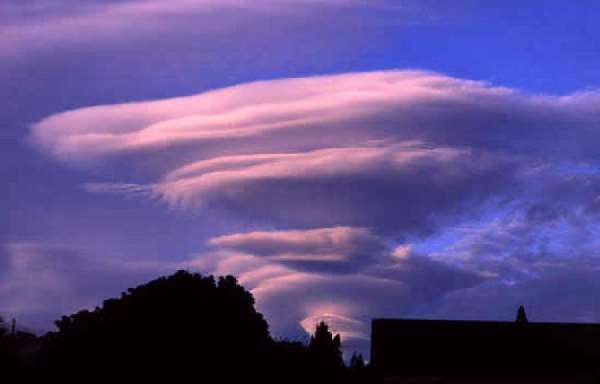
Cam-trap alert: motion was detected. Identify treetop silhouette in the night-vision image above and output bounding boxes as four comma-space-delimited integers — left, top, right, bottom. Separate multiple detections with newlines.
308, 321, 344, 378
32, 270, 360, 382
42, 270, 272, 378
516, 305, 528, 323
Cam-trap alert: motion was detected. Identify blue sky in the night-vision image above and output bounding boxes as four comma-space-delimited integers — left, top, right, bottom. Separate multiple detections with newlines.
3, 0, 600, 357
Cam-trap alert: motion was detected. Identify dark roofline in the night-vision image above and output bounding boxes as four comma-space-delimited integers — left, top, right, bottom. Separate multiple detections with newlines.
370, 317, 600, 375
372, 318, 600, 327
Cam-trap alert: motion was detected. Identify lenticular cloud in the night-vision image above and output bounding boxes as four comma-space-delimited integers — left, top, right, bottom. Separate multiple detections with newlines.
30, 70, 600, 235
30, 70, 512, 163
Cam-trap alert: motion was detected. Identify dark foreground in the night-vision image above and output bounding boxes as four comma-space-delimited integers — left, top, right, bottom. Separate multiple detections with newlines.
1, 271, 599, 383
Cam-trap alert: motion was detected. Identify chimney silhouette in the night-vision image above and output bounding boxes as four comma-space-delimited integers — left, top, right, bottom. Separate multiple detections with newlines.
516, 305, 528, 323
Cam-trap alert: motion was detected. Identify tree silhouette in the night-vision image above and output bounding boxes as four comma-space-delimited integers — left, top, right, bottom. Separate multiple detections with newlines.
0, 316, 7, 365
0, 316, 6, 338
40, 270, 272, 379
0, 271, 380, 382
0, 315, 20, 372
269, 339, 311, 382
348, 352, 370, 383
350, 352, 365, 371
308, 321, 344, 379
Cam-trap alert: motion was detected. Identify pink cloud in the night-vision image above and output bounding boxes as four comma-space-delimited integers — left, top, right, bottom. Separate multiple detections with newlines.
247, 269, 410, 355
32, 70, 480, 162
1, 0, 384, 60
200, 226, 487, 356
35, 70, 574, 234
209, 226, 385, 267
157, 143, 471, 209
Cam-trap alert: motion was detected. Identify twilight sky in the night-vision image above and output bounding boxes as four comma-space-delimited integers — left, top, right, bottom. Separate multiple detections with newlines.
3, 0, 600, 357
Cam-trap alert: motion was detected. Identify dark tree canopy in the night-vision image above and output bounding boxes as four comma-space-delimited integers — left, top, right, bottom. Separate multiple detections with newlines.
0, 316, 35, 372
348, 353, 369, 384
41, 270, 271, 378
0, 316, 6, 338
308, 321, 344, 378
350, 353, 365, 371
0, 316, 10, 368
0, 270, 374, 382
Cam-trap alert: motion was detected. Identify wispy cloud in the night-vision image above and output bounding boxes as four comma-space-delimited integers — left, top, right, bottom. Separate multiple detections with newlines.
1, 0, 401, 60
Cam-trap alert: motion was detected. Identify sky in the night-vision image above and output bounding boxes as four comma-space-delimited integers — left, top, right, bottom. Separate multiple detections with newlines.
3, 0, 600, 357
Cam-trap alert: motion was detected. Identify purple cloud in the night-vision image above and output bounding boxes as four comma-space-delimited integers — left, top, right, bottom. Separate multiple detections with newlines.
1, 0, 404, 63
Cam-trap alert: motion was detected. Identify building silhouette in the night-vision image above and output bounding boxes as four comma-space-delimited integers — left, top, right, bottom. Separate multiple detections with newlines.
371, 308, 600, 382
